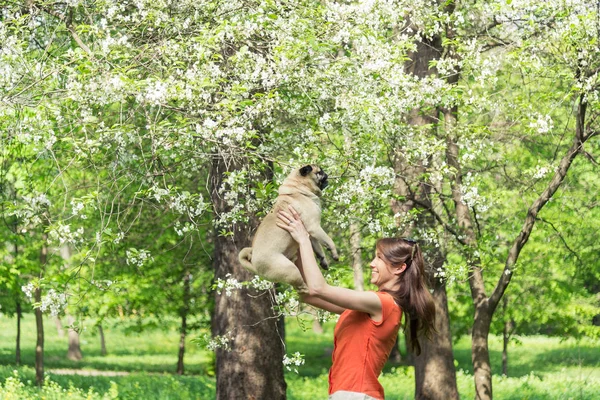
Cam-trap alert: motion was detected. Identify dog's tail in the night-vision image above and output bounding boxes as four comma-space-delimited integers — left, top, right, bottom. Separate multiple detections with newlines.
238, 247, 256, 273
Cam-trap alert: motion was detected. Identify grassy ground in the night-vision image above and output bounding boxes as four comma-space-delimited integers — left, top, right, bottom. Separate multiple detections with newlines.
0, 314, 598, 399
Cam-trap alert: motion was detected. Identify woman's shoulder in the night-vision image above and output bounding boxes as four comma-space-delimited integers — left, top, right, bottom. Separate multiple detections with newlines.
376, 292, 401, 315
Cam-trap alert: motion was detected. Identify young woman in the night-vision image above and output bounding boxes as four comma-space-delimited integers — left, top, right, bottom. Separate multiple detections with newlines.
277, 205, 436, 400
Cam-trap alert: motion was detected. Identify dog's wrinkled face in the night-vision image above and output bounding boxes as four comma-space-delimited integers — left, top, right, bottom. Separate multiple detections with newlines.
299, 165, 329, 190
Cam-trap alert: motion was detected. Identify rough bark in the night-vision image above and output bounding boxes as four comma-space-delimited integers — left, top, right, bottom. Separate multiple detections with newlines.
98, 324, 107, 356
414, 254, 459, 400
210, 156, 286, 400
67, 315, 83, 361
16, 299, 21, 365
177, 269, 191, 375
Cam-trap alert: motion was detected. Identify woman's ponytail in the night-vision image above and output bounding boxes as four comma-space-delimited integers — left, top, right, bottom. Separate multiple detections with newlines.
376, 239, 436, 355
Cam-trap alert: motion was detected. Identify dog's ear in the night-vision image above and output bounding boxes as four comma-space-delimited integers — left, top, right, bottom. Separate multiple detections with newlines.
299, 165, 313, 176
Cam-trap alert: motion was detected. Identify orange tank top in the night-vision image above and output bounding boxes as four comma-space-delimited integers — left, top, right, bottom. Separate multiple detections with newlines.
328, 291, 402, 400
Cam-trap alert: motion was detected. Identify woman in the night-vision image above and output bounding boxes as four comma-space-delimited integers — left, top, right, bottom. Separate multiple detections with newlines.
277, 205, 436, 400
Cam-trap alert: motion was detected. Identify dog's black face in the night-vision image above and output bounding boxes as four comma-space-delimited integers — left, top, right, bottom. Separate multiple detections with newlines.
299, 165, 329, 190
317, 169, 328, 190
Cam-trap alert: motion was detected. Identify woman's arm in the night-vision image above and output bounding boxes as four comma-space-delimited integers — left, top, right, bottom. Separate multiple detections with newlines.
294, 253, 346, 314
277, 206, 382, 319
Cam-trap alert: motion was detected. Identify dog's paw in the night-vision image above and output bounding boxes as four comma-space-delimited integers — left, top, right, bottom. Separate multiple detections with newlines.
319, 256, 329, 270
331, 252, 340, 262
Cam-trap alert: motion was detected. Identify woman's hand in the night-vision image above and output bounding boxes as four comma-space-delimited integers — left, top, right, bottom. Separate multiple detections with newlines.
276, 205, 310, 245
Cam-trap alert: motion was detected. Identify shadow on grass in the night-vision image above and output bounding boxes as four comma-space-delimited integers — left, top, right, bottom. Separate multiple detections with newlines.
0, 349, 210, 375
528, 345, 600, 370
451, 338, 600, 378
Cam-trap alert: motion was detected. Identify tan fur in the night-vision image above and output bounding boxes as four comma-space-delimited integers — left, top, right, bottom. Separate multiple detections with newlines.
238, 165, 339, 293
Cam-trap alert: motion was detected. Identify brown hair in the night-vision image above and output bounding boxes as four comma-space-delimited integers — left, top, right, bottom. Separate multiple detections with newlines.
376, 238, 436, 355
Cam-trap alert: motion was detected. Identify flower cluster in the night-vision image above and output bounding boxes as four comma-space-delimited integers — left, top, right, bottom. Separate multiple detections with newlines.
125, 249, 153, 268
283, 352, 305, 373
40, 289, 68, 317
460, 172, 491, 213
215, 273, 244, 297
48, 223, 84, 245
273, 290, 300, 317
529, 114, 553, 135
23, 284, 69, 317
250, 275, 275, 291
203, 333, 233, 352
21, 283, 35, 299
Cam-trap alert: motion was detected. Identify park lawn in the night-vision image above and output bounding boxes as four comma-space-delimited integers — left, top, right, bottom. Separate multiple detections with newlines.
0, 315, 598, 399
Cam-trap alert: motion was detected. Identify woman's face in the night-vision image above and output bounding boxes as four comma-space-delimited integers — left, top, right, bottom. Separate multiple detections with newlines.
369, 248, 400, 288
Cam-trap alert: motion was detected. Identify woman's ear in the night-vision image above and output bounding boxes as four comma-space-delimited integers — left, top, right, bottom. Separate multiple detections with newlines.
394, 263, 407, 275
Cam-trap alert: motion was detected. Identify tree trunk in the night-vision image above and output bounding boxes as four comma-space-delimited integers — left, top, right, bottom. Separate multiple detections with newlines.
472, 308, 492, 399
35, 232, 47, 387
444, 93, 593, 399
502, 320, 509, 377
98, 324, 107, 356
445, 105, 493, 400
276, 284, 286, 342
55, 317, 65, 337
177, 312, 187, 375
34, 288, 44, 386
67, 315, 83, 361
501, 296, 513, 377
16, 299, 22, 365
177, 269, 191, 375
414, 253, 459, 400
210, 156, 286, 400
396, 23, 459, 398
278, 313, 286, 342
15, 240, 22, 366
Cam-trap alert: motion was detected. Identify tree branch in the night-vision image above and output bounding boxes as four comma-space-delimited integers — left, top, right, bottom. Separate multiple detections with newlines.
536, 217, 583, 267
411, 197, 468, 247
36, 4, 94, 58
489, 94, 594, 312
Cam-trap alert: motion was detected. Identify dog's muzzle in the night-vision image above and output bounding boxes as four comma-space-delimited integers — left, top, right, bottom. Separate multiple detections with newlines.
319, 174, 329, 189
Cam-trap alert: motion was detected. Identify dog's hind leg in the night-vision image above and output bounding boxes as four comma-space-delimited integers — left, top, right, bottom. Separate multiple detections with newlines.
256, 254, 308, 294
238, 247, 257, 273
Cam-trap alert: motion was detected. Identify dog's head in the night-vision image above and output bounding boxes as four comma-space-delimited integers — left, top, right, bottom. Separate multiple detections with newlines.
299, 165, 329, 191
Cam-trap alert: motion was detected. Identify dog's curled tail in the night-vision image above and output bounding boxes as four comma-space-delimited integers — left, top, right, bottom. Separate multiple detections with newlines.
238, 247, 256, 273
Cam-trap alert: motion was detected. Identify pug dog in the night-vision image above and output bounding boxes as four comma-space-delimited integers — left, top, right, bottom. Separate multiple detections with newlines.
238, 165, 339, 292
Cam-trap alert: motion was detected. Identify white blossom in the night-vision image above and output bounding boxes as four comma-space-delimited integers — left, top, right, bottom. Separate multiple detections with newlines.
215, 273, 244, 296
204, 333, 233, 351
21, 283, 35, 299
283, 352, 305, 373
126, 249, 153, 267
39, 289, 68, 317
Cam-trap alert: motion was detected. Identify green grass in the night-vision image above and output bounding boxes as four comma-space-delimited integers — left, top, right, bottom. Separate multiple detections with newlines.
1, 314, 599, 399
0, 315, 212, 375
